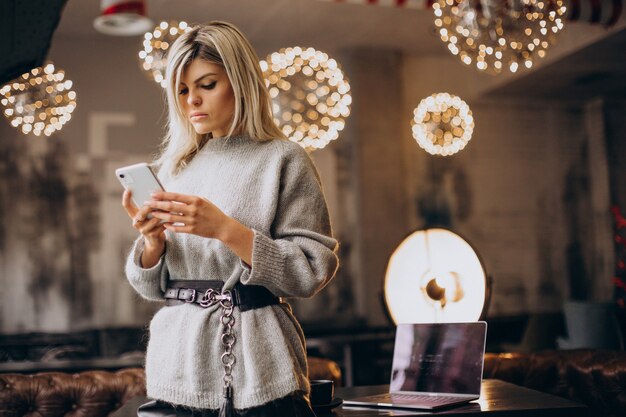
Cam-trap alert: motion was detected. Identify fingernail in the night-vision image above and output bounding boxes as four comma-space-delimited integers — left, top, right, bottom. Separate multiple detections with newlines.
143, 201, 151, 206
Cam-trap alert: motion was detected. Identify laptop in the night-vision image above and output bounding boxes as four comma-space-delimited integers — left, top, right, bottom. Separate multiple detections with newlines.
344, 321, 487, 411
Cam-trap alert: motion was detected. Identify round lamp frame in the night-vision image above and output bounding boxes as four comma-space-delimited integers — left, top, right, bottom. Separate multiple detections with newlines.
382, 228, 491, 325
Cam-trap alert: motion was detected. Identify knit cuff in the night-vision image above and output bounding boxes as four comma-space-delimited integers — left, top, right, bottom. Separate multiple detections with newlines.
240, 230, 285, 289
125, 238, 167, 300
133, 239, 166, 271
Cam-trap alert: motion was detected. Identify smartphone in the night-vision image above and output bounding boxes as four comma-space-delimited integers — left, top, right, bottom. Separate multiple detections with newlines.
115, 163, 165, 215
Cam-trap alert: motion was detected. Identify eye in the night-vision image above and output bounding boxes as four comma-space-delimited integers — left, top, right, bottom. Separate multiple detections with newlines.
202, 81, 217, 90
178, 87, 188, 95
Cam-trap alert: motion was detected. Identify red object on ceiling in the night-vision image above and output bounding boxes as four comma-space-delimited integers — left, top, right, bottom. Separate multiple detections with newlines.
101, 1, 146, 16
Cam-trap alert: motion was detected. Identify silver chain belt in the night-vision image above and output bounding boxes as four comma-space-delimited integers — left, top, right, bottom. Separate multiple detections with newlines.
199, 289, 236, 404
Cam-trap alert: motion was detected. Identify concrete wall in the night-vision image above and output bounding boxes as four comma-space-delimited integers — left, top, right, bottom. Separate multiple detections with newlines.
0, 34, 346, 332
398, 55, 615, 318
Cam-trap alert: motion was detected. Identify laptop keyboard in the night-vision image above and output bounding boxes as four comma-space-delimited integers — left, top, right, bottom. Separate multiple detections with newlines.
367, 393, 461, 405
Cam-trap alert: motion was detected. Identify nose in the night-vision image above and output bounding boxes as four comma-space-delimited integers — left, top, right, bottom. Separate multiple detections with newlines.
187, 89, 201, 106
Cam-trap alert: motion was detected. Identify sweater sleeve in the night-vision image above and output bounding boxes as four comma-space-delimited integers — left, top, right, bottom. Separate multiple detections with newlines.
240, 145, 339, 298
124, 237, 169, 301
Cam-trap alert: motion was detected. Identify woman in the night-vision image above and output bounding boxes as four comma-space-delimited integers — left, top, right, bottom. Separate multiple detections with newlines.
122, 21, 339, 416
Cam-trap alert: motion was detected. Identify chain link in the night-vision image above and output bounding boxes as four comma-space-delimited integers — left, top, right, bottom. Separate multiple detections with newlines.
219, 290, 235, 388
197, 289, 237, 391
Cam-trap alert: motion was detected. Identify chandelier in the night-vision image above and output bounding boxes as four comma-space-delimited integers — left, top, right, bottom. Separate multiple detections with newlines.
260, 47, 351, 151
139, 21, 191, 88
434, 0, 566, 74
0, 63, 77, 137
411, 93, 474, 156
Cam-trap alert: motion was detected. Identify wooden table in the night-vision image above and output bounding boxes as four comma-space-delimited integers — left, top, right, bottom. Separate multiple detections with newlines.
112, 379, 588, 417
335, 380, 588, 416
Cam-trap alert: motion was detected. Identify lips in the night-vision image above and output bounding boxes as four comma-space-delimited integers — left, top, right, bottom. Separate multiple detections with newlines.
190, 113, 208, 120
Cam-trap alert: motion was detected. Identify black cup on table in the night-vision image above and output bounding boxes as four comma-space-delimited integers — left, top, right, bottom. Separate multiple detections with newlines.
310, 379, 334, 407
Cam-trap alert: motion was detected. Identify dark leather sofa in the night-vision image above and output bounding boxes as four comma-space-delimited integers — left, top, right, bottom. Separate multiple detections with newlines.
484, 349, 626, 417
0, 357, 342, 417
2, 350, 625, 417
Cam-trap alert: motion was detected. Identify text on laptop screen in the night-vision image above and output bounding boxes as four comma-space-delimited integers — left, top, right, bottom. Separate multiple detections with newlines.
389, 323, 486, 395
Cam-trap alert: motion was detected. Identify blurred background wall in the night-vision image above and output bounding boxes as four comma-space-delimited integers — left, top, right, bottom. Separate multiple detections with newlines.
0, 0, 625, 336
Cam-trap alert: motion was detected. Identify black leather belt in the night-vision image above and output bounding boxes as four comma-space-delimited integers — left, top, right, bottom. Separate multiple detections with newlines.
164, 280, 279, 312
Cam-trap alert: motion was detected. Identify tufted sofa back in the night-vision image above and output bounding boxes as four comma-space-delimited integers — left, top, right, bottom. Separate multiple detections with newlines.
7, 351, 624, 416
0, 368, 145, 417
0, 357, 341, 417
484, 349, 626, 417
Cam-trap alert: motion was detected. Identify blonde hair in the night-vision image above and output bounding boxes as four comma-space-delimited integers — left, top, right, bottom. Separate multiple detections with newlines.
156, 21, 285, 174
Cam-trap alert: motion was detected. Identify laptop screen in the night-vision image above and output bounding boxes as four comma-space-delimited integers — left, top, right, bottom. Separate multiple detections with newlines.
389, 322, 487, 395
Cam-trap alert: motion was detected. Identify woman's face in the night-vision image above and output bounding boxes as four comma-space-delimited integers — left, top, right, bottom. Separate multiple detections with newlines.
178, 59, 236, 138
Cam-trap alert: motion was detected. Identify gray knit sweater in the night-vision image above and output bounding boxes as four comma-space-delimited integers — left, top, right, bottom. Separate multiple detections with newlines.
125, 135, 339, 410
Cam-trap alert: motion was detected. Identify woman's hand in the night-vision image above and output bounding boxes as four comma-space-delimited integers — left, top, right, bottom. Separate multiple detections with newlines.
147, 191, 229, 239
148, 191, 253, 265
122, 190, 166, 268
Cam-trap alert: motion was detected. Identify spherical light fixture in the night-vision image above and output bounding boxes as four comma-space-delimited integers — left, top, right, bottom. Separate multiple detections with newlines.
139, 21, 191, 88
0, 63, 77, 137
411, 92, 474, 156
384, 228, 489, 324
260, 47, 351, 151
433, 0, 567, 74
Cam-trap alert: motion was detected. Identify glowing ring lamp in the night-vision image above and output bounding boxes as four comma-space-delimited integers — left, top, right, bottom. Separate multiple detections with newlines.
384, 228, 489, 324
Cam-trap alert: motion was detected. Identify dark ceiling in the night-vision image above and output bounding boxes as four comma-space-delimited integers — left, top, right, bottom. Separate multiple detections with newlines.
486, 28, 626, 101
0, 0, 68, 85
1, 0, 624, 102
